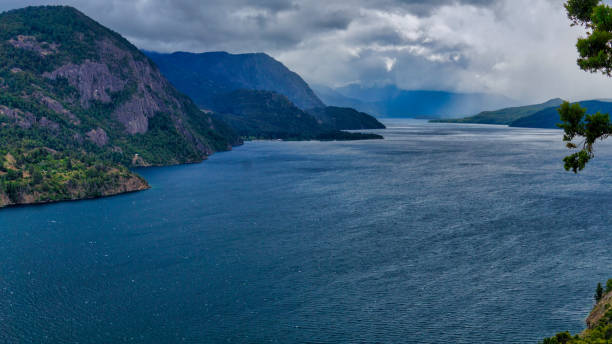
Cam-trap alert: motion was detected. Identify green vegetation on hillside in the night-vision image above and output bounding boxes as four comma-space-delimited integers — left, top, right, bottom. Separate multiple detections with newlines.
213, 90, 383, 141
541, 280, 612, 344
0, 6, 239, 207
306, 106, 385, 130
559, 0, 612, 172
0, 132, 146, 205
508, 100, 612, 130
430, 98, 564, 125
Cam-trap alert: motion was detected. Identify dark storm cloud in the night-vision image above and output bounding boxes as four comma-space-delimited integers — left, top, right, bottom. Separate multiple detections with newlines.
377, 0, 498, 14
1, 0, 611, 102
0, 0, 492, 50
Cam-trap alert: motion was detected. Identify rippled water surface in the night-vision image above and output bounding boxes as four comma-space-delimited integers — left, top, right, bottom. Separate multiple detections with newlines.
2, 120, 612, 343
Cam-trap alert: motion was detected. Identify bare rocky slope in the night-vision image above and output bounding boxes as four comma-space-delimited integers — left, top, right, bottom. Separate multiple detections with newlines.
0, 6, 240, 208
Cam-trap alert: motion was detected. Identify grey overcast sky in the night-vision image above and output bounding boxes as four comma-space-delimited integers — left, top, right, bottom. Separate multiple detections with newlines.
1, 0, 611, 103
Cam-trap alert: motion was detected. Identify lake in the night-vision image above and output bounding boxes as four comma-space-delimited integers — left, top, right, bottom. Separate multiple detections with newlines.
2, 119, 612, 343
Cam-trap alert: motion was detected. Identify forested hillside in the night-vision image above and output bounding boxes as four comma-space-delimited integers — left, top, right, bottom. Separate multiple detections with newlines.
0, 6, 240, 207
212, 90, 383, 141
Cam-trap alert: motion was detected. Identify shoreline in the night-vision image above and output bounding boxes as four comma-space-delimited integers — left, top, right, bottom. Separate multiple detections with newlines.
0, 130, 387, 210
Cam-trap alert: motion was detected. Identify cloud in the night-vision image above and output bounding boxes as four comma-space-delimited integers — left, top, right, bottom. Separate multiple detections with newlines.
0, 0, 611, 103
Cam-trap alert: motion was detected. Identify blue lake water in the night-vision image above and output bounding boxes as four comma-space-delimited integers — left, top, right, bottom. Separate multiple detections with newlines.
2, 119, 612, 343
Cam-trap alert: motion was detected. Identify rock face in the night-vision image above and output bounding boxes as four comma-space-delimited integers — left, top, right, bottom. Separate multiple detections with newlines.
8, 35, 59, 56
0, 5, 241, 208
146, 51, 326, 111
586, 290, 612, 329
86, 128, 109, 146
43, 60, 126, 107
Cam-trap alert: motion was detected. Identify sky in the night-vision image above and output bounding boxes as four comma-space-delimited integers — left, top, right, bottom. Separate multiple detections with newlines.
1, 0, 612, 103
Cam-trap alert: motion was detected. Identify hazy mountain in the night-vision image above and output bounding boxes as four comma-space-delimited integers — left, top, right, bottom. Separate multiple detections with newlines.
432, 98, 564, 125
315, 83, 518, 118
509, 100, 612, 128
146, 51, 325, 111
0, 6, 240, 208
147, 51, 384, 131
311, 84, 379, 113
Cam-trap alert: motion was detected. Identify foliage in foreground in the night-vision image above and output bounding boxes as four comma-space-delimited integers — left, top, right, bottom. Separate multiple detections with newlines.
559, 0, 612, 172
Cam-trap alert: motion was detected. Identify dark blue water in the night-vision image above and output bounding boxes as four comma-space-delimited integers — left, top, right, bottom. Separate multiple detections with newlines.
2, 120, 612, 343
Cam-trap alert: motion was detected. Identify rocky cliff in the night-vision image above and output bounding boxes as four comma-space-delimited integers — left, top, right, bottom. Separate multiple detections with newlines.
0, 6, 240, 208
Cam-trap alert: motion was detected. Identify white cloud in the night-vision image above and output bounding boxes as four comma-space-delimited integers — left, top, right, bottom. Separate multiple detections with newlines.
383, 57, 397, 71
0, 0, 611, 103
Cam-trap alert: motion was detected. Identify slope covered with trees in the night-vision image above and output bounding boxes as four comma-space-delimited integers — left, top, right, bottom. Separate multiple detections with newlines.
509, 100, 612, 129
432, 98, 564, 125
0, 6, 240, 208
306, 106, 386, 130
212, 90, 383, 141
147, 51, 385, 131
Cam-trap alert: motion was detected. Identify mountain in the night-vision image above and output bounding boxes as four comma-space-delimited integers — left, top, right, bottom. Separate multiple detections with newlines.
0, 6, 240, 208
317, 84, 518, 118
509, 100, 612, 128
212, 90, 383, 141
145, 51, 325, 110
311, 84, 380, 114
431, 98, 564, 125
306, 106, 386, 130
146, 51, 385, 132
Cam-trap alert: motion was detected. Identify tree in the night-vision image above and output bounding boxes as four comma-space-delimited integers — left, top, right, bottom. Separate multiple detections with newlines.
606, 278, 612, 293
596, 282, 604, 302
560, 0, 612, 172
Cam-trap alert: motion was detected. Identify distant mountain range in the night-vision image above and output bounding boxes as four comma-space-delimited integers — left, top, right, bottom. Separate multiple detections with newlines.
146, 51, 325, 111
431, 98, 612, 129
432, 98, 564, 125
313, 84, 518, 118
147, 51, 385, 139
510, 100, 612, 128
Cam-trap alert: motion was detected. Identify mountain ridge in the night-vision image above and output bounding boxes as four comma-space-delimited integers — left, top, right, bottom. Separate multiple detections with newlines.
509, 100, 612, 128
212, 90, 384, 141
431, 98, 565, 125
0, 5, 240, 208
146, 50, 386, 135
145, 50, 325, 111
